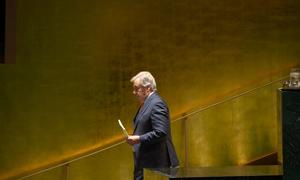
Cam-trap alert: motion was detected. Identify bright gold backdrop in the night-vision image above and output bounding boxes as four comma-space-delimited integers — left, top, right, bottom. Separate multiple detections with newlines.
0, 0, 300, 179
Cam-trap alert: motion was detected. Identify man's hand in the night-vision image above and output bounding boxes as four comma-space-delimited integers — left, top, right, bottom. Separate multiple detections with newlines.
126, 135, 140, 145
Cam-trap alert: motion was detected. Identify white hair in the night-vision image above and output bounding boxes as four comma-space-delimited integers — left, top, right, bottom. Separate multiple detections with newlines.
130, 71, 157, 91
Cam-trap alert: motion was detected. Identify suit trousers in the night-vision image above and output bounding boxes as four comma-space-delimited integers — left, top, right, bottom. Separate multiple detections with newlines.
134, 153, 143, 180
134, 165, 143, 180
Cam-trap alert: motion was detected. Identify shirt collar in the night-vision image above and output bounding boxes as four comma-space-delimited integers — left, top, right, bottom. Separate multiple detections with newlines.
143, 91, 154, 103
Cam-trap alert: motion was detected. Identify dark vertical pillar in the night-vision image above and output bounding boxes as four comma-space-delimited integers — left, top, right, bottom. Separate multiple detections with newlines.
0, 0, 5, 63
280, 89, 300, 180
4, 0, 16, 64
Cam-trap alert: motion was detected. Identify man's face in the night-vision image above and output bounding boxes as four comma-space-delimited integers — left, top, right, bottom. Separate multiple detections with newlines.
132, 79, 149, 103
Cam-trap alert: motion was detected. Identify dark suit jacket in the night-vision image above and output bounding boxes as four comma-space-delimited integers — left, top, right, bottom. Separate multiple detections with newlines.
133, 92, 179, 168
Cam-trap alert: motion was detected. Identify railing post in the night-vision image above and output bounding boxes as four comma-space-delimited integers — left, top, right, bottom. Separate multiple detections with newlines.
182, 113, 189, 168
63, 163, 70, 180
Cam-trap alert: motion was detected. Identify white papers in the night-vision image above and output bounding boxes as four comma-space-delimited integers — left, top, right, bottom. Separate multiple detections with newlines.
118, 119, 135, 152
118, 119, 129, 137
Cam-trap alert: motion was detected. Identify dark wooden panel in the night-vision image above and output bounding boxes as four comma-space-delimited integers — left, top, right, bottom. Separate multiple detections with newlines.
0, 0, 5, 63
281, 90, 300, 180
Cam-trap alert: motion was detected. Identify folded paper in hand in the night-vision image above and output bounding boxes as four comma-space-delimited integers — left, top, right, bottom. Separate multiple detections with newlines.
118, 119, 135, 152
118, 119, 129, 137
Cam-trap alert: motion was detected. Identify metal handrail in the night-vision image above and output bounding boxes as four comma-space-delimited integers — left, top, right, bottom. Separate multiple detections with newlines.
18, 141, 125, 180
173, 75, 288, 122
17, 75, 288, 180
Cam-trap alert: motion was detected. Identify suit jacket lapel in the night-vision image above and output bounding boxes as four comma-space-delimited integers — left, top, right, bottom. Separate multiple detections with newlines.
133, 92, 156, 133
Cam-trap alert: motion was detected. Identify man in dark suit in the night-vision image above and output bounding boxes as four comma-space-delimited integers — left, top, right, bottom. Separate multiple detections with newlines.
126, 71, 179, 180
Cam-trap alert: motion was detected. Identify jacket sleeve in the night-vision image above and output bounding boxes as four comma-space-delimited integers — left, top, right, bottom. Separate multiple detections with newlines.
139, 101, 169, 144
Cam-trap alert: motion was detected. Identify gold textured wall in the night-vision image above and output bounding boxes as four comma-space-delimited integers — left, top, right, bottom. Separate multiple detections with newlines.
0, 0, 300, 179
185, 82, 282, 167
